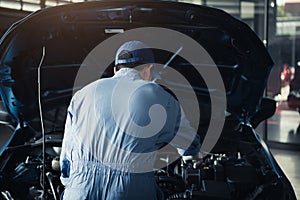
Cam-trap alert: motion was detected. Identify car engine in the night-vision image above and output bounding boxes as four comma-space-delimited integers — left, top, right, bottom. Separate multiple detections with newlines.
0, 131, 277, 200
156, 152, 272, 200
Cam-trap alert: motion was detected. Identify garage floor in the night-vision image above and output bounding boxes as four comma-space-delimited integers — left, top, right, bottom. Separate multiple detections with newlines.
271, 148, 300, 199
268, 101, 300, 144
267, 100, 300, 199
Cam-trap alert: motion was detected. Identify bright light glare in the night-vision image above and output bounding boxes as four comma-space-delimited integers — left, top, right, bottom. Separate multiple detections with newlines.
46, 1, 58, 7
22, 4, 41, 12
0, 0, 87, 11
24, 0, 40, 3
0, 1, 21, 10
277, 0, 286, 5
270, 2, 275, 7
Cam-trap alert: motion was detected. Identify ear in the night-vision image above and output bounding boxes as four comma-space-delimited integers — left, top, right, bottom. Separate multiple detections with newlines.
114, 67, 117, 74
147, 64, 154, 71
140, 64, 153, 81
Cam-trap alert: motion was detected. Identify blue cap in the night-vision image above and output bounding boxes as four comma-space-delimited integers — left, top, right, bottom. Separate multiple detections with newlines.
115, 40, 155, 66
115, 41, 160, 79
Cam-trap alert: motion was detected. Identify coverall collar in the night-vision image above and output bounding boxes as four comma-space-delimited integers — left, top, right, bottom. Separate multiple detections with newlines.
113, 68, 142, 80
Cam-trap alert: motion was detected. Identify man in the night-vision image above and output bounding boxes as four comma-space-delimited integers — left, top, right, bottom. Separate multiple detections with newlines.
60, 40, 200, 200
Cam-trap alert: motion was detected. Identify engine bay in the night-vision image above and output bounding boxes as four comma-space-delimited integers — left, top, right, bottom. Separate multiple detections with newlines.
156, 152, 275, 200
0, 122, 288, 200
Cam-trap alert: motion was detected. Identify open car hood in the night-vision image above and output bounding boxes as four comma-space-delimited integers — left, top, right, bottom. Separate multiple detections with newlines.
0, 1, 273, 124
1, 3, 297, 199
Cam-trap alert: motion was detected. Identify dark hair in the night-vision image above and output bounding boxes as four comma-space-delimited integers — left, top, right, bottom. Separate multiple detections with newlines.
115, 50, 139, 70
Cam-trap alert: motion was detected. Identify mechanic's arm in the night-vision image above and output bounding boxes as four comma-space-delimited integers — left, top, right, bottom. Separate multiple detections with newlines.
173, 107, 201, 157
162, 95, 200, 158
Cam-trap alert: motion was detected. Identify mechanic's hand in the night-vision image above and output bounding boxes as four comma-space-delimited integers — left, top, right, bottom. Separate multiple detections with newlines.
182, 152, 203, 161
182, 153, 204, 168
182, 155, 194, 163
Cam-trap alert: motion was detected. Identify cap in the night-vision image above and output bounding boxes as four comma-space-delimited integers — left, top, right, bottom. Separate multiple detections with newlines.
115, 40, 155, 65
115, 40, 160, 79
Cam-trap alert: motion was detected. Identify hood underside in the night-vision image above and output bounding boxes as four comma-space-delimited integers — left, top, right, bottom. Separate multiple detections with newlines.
0, 1, 273, 124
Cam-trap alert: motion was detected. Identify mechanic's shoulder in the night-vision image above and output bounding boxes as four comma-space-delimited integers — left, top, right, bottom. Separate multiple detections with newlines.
141, 81, 166, 93
145, 82, 178, 101
141, 82, 177, 101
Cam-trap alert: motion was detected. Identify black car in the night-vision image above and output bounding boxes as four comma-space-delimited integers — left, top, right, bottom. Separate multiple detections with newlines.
0, 1, 296, 199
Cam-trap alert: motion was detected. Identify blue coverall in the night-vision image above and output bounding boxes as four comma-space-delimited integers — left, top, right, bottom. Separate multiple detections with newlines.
60, 68, 200, 200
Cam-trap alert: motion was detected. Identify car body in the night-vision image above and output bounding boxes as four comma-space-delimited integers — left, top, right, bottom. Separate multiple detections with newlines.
0, 1, 296, 199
